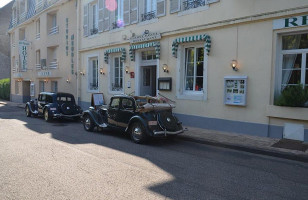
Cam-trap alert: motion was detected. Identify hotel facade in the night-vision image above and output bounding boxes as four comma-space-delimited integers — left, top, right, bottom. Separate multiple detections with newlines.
9, 0, 308, 141
8, 0, 78, 103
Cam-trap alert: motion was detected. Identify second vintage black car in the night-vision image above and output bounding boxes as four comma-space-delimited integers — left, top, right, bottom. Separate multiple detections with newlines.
82, 95, 184, 143
25, 92, 83, 122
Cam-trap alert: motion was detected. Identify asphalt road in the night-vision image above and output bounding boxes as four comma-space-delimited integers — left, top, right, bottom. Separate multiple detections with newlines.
0, 103, 308, 200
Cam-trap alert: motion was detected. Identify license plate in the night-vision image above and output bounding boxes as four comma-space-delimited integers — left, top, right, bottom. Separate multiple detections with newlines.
148, 121, 157, 126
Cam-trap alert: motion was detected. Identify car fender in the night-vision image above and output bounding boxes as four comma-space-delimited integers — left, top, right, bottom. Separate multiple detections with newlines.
125, 116, 153, 136
82, 110, 102, 126
25, 102, 38, 114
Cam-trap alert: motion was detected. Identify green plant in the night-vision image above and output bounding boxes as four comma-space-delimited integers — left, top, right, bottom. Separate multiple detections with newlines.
0, 78, 10, 100
275, 84, 308, 107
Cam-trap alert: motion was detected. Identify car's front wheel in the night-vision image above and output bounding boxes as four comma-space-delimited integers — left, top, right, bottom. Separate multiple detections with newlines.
130, 122, 147, 144
25, 106, 31, 117
44, 109, 51, 122
83, 115, 94, 132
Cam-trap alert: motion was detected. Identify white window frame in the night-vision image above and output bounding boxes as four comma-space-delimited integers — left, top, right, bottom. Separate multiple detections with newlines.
87, 54, 99, 92
89, 1, 98, 35
176, 43, 208, 101
51, 81, 58, 93
108, 54, 124, 94
275, 31, 308, 97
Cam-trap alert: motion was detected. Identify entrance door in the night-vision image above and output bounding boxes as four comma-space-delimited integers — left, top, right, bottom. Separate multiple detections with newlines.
22, 81, 31, 103
140, 66, 156, 96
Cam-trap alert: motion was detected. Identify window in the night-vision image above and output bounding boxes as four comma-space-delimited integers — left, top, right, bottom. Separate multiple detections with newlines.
141, 0, 157, 21
19, 28, 25, 40
89, 1, 98, 35
48, 13, 58, 35
36, 19, 40, 39
110, 98, 120, 108
177, 44, 206, 100
51, 81, 58, 93
36, 50, 41, 69
47, 46, 58, 69
112, 0, 124, 29
184, 47, 204, 92
170, 0, 219, 13
111, 56, 123, 92
15, 81, 19, 95
278, 33, 308, 93
141, 50, 157, 60
88, 57, 98, 91
121, 98, 134, 110
11, 32, 15, 47
39, 81, 45, 92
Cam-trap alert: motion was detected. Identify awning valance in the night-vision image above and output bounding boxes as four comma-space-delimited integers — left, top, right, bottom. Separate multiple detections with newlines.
172, 34, 211, 58
104, 48, 126, 63
129, 41, 160, 61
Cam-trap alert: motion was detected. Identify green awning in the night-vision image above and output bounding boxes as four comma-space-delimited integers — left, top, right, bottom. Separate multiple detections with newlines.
129, 41, 160, 61
172, 34, 211, 58
104, 48, 126, 63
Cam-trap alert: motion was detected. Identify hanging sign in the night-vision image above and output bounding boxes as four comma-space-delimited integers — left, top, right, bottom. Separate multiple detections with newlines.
130, 32, 161, 43
18, 40, 30, 70
224, 76, 247, 106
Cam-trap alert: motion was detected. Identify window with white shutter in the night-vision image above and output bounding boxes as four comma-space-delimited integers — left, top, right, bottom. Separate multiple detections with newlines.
156, 0, 165, 17
123, 0, 130, 25
98, 0, 104, 32
130, 0, 138, 24
170, 0, 180, 13
83, 4, 88, 36
103, 3, 110, 31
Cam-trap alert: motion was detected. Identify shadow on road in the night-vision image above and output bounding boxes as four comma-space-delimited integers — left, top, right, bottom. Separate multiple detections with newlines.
1, 102, 308, 199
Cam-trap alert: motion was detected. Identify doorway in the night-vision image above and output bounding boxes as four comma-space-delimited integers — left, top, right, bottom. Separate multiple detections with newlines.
22, 81, 31, 103
140, 66, 156, 96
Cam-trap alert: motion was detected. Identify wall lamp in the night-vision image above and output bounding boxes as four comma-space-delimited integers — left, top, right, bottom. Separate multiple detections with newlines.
66, 78, 70, 83
44, 79, 48, 83
100, 68, 105, 75
231, 60, 238, 71
162, 64, 169, 73
125, 66, 129, 74
79, 71, 85, 76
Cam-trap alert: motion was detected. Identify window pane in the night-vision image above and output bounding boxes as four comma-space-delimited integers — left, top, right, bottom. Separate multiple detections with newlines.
185, 77, 194, 91
282, 70, 301, 85
197, 62, 203, 76
282, 33, 308, 50
186, 48, 194, 63
196, 77, 203, 91
186, 63, 194, 76
282, 54, 301, 69
197, 48, 204, 62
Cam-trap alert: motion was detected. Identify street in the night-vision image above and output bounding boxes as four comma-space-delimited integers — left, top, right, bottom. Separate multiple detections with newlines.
0, 103, 308, 200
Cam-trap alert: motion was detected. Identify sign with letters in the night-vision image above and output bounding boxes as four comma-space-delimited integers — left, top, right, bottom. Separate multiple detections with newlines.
224, 76, 247, 106
18, 40, 30, 70
130, 32, 161, 43
273, 15, 308, 30
38, 71, 51, 77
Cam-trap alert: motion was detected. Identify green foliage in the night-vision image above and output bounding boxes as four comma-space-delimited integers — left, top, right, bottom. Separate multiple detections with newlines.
0, 78, 10, 100
275, 84, 308, 107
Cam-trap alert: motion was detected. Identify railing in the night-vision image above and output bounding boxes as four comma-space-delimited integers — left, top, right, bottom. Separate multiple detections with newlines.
12, 18, 17, 26
11, 43, 16, 48
35, 33, 40, 39
182, 0, 206, 11
36, 64, 41, 70
141, 11, 156, 22
49, 60, 58, 69
90, 28, 98, 35
49, 26, 59, 35
19, 12, 27, 23
90, 83, 98, 91
36, 0, 44, 12
111, 22, 120, 30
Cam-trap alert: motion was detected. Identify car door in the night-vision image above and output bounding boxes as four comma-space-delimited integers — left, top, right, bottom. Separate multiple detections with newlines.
107, 97, 120, 127
117, 98, 135, 129
37, 94, 46, 115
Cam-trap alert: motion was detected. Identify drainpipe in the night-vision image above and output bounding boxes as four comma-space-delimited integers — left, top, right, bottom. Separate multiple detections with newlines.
76, 0, 80, 105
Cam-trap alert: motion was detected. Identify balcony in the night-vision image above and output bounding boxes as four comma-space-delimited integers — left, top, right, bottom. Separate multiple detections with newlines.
35, 33, 40, 40
49, 26, 59, 35
141, 11, 156, 22
36, 64, 41, 70
111, 22, 121, 30
19, 12, 26, 23
90, 28, 98, 36
182, 0, 206, 11
36, 1, 44, 12
49, 60, 58, 69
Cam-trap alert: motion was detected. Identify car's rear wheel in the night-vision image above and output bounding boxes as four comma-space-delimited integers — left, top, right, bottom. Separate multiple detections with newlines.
25, 106, 31, 117
44, 109, 51, 122
83, 115, 94, 132
130, 122, 147, 144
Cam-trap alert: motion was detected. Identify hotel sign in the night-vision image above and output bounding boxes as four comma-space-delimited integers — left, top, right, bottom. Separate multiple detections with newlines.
18, 40, 30, 71
38, 71, 51, 77
273, 15, 308, 30
130, 32, 161, 43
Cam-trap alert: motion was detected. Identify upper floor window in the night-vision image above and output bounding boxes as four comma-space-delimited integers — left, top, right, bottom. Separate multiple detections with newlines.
20, 0, 26, 14
111, 0, 124, 29
141, 0, 157, 21
89, 1, 98, 35
48, 13, 58, 35
170, 0, 219, 14
19, 28, 26, 40
11, 32, 15, 47
47, 46, 58, 69
36, 19, 40, 39
36, 50, 41, 70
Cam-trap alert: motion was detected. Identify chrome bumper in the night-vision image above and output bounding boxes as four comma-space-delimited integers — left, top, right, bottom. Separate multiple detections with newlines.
153, 129, 184, 136
53, 113, 82, 118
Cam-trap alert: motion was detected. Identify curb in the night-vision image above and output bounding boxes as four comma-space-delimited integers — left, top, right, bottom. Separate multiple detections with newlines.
177, 135, 308, 163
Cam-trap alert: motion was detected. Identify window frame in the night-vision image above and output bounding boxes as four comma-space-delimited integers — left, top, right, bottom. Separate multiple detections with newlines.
87, 54, 99, 92
176, 43, 208, 101
109, 54, 124, 94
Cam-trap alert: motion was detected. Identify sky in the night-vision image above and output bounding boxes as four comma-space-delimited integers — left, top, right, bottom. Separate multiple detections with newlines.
0, 0, 13, 8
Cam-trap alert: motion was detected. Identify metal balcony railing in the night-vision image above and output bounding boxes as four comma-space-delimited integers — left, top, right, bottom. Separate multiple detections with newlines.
19, 12, 26, 23
90, 28, 98, 35
35, 33, 40, 39
182, 0, 206, 11
111, 22, 120, 30
141, 11, 156, 22
36, 64, 41, 70
49, 60, 58, 69
49, 26, 59, 35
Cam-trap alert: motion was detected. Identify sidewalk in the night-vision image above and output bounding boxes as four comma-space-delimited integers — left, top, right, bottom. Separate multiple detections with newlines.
1, 100, 308, 163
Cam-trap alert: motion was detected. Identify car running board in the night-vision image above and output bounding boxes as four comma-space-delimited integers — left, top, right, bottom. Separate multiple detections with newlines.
98, 123, 107, 128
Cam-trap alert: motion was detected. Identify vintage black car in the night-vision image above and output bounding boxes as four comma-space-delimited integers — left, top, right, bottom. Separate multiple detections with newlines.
25, 92, 83, 122
82, 95, 184, 143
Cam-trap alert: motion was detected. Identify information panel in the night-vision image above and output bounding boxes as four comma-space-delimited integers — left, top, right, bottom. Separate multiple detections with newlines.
224, 76, 247, 106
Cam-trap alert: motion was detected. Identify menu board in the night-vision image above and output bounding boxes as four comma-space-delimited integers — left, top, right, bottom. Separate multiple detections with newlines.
224, 76, 247, 106
91, 93, 105, 107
